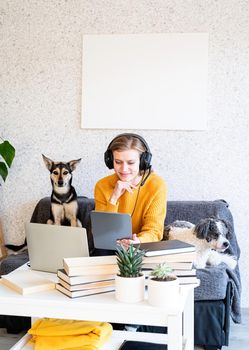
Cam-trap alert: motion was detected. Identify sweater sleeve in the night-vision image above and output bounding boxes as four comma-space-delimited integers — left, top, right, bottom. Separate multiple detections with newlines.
94, 180, 119, 212
137, 178, 167, 243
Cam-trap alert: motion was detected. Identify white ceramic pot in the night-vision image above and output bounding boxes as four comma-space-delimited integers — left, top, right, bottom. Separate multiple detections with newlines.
115, 274, 145, 303
147, 277, 179, 307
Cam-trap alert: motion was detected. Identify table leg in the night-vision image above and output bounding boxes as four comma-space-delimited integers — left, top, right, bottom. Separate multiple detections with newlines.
183, 288, 194, 350
168, 312, 182, 350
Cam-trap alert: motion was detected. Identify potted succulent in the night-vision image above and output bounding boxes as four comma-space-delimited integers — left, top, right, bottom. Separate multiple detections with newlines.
115, 244, 145, 303
0, 138, 15, 184
147, 263, 179, 307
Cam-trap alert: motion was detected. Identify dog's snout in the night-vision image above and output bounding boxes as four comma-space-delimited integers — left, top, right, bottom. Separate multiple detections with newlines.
58, 179, 64, 186
223, 241, 229, 249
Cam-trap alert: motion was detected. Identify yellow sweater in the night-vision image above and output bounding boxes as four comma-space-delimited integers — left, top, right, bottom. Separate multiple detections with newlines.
94, 173, 167, 243
28, 318, 112, 350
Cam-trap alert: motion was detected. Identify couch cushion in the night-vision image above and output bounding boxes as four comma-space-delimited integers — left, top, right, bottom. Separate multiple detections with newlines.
195, 265, 228, 300
0, 250, 29, 275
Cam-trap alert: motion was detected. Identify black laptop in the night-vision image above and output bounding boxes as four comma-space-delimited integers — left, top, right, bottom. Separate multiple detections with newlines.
90, 211, 132, 250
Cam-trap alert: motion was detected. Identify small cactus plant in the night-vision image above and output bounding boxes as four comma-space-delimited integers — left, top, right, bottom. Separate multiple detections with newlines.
116, 244, 145, 278
150, 263, 177, 281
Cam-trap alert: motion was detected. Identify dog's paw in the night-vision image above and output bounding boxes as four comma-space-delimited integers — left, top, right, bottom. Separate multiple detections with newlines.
210, 251, 237, 270
47, 219, 54, 225
193, 259, 207, 269
226, 256, 237, 270
77, 219, 82, 227
193, 262, 207, 269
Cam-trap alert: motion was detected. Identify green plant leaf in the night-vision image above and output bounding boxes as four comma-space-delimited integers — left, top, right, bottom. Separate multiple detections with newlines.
116, 244, 145, 277
0, 162, 8, 181
0, 141, 15, 168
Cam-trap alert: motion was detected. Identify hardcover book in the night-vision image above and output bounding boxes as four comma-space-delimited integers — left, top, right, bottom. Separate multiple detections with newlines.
135, 239, 196, 257
143, 251, 196, 265
1, 270, 55, 295
58, 278, 114, 291
56, 283, 114, 298
63, 256, 118, 276
63, 264, 119, 277
57, 269, 115, 285
172, 268, 196, 276
142, 267, 196, 276
177, 276, 199, 285
63, 255, 116, 267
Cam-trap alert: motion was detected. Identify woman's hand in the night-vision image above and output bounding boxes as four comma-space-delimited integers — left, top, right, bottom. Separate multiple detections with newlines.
110, 180, 137, 205
117, 234, 140, 249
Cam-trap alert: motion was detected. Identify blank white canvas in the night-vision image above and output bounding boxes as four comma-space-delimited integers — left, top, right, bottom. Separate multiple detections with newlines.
81, 33, 208, 130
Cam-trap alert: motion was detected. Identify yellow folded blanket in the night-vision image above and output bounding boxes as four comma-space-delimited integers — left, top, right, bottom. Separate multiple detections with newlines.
28, 318, 113, 350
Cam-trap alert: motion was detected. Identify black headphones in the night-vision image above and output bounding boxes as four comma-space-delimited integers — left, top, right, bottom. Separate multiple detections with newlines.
104, 133, 152, 171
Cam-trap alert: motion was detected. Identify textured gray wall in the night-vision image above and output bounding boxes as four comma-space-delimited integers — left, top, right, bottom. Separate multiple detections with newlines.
1, 1, 248, 306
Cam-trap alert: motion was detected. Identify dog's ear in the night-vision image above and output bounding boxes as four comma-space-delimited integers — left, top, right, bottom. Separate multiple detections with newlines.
42, 154, 53, 171
220, 219, 233, 240
163, 225, 171, 240
68, 158, 81, 172
194, 219, 212, 242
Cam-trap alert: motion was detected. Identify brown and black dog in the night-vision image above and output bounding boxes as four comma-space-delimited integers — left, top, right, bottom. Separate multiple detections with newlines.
42, 154, 82, 227
5, 155, 82, 253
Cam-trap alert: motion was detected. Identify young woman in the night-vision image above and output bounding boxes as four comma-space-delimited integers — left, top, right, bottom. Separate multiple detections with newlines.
94, 133, 167, 246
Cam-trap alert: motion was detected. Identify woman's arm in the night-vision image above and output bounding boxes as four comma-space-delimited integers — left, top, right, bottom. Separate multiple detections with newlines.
136, 179, 167, 243
137, 197, 167, 242
94, 181, 119, 212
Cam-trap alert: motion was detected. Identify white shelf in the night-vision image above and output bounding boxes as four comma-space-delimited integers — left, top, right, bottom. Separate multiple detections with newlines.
10, 334, 32, 350
10, 330, 173, 350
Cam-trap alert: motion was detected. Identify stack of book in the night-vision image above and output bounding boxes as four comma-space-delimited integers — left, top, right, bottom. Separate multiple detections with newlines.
56, 239, 199, 298
56, 256, 117, 298
139, 240, 198, 285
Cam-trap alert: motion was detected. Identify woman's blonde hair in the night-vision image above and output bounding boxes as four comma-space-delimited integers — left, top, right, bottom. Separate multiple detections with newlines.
107, 134, 152, 176
109, 134, 146, 155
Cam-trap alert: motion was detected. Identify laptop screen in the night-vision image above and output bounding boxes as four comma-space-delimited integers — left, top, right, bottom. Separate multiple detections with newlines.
90, 211, 132, 250
25, 223, 89, 273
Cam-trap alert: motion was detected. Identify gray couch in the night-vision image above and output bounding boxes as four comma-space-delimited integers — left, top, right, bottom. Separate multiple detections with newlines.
0, 197, 241, 350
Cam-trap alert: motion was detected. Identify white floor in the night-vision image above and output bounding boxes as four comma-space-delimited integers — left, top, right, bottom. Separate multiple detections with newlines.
0, 329, 26, 349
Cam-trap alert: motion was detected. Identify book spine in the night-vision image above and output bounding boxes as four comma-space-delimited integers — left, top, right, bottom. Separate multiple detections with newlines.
56, 284, 115, 298
142, 262, 193, 270
57, 271, 116, 285
65, 264, 119, 277
58, 278, 115, 291
178, 277, 200, 285
63, 255, 116, 268
143, 252, 196, 264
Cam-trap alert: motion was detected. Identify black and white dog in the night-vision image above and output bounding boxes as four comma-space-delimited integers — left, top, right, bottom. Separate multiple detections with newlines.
164, 217, 237, 269
42, 155, 82, 227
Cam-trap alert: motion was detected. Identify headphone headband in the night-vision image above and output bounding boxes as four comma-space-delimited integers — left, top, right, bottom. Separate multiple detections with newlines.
104, 133, 152, 171
106, 133, 150, 153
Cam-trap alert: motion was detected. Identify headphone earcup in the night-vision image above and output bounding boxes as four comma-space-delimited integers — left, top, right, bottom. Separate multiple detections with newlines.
140, 151, 152, 171
104, 133, 152, 171
104, 150, 114, 169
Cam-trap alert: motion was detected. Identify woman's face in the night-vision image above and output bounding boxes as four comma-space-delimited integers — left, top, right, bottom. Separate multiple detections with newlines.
113, 149, 141, 183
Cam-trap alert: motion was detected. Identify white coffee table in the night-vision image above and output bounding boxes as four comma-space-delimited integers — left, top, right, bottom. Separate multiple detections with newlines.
0, 267, 196, 350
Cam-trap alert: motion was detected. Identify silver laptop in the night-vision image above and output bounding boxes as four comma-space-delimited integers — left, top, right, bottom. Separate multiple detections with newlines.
90, 211, 132, 250
25, 223, 89, 273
